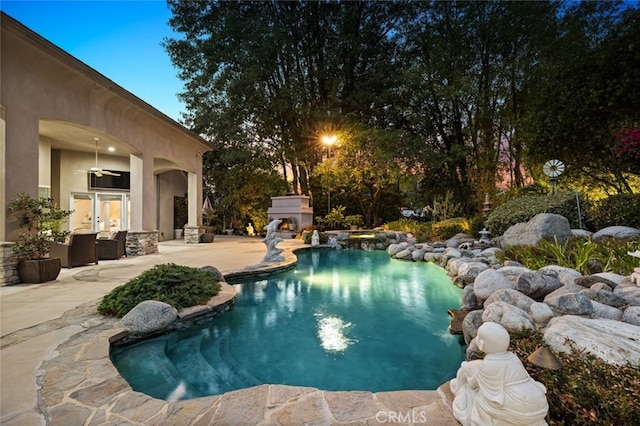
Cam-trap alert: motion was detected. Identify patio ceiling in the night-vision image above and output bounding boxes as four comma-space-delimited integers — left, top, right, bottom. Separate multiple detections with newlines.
39, 120, 139, 157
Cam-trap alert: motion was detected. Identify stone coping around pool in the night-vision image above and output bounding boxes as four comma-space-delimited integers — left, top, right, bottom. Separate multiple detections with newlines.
35, 293, 458, 425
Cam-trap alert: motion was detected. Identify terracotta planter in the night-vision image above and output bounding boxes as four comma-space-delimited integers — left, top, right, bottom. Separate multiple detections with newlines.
18, 257, 62, 283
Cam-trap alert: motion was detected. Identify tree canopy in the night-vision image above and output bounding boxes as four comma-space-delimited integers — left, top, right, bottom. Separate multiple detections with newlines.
164, 0, 639, 228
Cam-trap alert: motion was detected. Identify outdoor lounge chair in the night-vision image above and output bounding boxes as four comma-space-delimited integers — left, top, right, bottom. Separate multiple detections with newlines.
50, 232, 99, 268
97, 230, 128, 260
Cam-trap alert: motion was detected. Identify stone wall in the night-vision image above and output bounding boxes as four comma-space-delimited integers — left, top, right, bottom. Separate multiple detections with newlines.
126, 231, 159, 256
0, 242, 20, 286
184, 226, 205, 244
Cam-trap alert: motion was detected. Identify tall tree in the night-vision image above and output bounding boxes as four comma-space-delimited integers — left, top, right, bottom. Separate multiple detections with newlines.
521, 2, 640, 194
164, 0, 411, 195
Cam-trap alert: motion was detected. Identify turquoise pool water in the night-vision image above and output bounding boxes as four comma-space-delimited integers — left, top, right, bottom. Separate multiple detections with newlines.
111, 249, 464, 400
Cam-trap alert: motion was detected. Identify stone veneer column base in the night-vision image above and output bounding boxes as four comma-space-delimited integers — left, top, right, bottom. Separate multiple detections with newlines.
0, 242, 20, 286
126, 231, 159, 256
184, 226, 206, 244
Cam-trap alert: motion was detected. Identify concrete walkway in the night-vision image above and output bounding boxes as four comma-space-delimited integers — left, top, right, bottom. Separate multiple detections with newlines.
0, 235, 457, 425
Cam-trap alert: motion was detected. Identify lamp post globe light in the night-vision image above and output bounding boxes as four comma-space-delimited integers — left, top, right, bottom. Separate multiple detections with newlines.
321, 134, 337, 213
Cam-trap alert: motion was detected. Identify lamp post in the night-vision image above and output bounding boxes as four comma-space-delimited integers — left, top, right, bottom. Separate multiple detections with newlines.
321, 135, 337, 214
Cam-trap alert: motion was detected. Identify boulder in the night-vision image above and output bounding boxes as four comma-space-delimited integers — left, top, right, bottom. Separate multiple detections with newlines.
200, 265, 225, 282
575, 275, 618, 289
501, 213, 572, 248
571, 229, 592, 239
462, 285, 481, 310
514, 272, 563, 300
387, 243, 406, 256
473, 268, 514, 301
580, 288, 625, 308
544, 315, 640, 366
622, 306, 640, 326
457, 262, 490, 284
462, 309, 484, 345
529, 302, 555, 326
544, 291, 595, 316
484, 288, 536, 312
411, 249, 426, 261
614, 285, 640, 306
590, 300, 623, 321
538, 265, 582, 287
121, 300, 178, 335
394, 249, 413, 260
423, 252, 443, 263
481, 301, 535, 332
592, 226, 640, 241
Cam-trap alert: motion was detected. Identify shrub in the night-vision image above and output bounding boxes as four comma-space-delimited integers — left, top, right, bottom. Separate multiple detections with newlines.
383, 219, 433, 242
589, 193, 640, 230
485, 192, 588, 236
98, 263, 222, 317
509, 329, 640, 425
497, 237, 640, 275
431, 217, 470, 240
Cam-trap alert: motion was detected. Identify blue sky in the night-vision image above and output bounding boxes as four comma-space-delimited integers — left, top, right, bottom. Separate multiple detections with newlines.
1, 0, 186, 121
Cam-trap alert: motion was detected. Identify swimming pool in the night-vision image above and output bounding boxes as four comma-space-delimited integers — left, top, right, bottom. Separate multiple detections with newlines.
111, 249, 464, 400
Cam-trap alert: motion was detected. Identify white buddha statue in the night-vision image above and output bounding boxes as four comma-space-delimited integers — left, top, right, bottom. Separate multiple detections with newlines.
450, 322, 549, 425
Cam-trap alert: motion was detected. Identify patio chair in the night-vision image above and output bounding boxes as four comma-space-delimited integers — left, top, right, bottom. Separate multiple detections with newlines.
50, 232, 99, 268
97, 230, 128, 260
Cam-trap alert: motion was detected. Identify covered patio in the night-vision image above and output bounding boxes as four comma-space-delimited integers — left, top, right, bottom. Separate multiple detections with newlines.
0, 13, 212, 285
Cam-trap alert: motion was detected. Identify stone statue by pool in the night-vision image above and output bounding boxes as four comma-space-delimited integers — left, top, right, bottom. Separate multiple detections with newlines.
450, 321, 549, 425
262, 219, 285, 262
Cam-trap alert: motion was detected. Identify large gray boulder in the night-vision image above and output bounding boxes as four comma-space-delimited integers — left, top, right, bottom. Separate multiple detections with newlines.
514, 271, 563, 300
544, 315, 640, 366
456, 261, 490, 284
473, 268, 514, 301
462, 310, 484, 345
544, 291, 595, 316
538, 265, 582, 287
622, 306, 640, 326
482, 301, 535, 332
501, 213, 573, 248
592, 226, 640, 241
484, 288, 536, 312
614, 285, 640, 306
121, 300, 178, 335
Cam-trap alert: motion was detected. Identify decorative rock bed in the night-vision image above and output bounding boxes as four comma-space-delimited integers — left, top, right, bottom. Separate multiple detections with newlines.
379, 214, 640, 367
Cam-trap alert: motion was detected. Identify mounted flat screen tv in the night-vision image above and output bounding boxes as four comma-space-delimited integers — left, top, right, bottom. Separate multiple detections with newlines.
89, 171, 130, 191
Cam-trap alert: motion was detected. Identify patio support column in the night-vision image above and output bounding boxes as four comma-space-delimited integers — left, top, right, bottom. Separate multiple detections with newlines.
128, 153, 158, 255
187, 171, 201, 227
184, 171, 204, 244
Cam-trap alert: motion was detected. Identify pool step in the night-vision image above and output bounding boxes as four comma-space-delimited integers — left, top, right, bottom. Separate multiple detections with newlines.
111, 338, 184, 400
165, 333, 228, 396
201, 330, 262, 390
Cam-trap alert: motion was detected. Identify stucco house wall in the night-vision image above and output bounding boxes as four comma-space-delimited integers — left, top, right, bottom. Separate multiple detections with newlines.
0, 13, 212, 285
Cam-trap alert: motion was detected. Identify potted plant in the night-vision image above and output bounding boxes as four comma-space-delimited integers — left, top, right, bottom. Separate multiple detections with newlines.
345, 214, 363, 230
200, 208, 216, 243
8, 193, 72, 283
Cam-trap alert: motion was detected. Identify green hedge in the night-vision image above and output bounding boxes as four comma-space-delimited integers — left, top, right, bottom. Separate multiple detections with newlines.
485, 192, 588, 236
589, 193, 640, 229
98, 263, 222, 318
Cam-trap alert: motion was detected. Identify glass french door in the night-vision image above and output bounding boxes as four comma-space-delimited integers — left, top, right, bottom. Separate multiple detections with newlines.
70, 193, 129, 236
